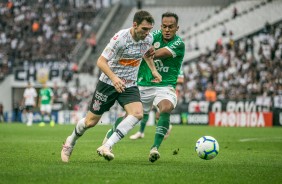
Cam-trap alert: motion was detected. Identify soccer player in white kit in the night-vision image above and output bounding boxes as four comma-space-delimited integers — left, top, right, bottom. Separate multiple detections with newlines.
23, 82, 37, 126
61, 10, 162, 162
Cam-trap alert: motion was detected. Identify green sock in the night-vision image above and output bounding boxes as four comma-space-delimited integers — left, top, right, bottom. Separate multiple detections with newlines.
139, 114, 149, 133
155, 117, 159, 125
152, 113, 170, 149
106, 116, 124, 138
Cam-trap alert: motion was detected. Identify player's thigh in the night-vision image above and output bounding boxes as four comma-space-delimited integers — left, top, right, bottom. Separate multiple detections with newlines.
45, 104, 52, 113
154, 87, 177, 109
123, 101, 143, 119
84, 111, 103, 127
139, 86, 156, 114
89, 81, 118, 115
40, 105, 46, 112
118, 86, 143, 118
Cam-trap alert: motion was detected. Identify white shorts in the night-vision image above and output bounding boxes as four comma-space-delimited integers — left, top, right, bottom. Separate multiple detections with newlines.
40, 104, 52, 113
139, 86, 177, 114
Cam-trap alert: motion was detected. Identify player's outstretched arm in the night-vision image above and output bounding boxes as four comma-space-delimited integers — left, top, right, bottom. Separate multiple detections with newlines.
97, 56, 125, 93
154, 47, 172, 59
144, 46, 155, 58
143, 55, 162, 83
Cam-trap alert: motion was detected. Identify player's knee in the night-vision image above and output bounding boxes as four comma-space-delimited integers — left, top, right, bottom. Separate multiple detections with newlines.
85, 113, 100, 128
158, 100, 174, 113
159, 106, 174, 113
84, 118, 96, 128
132, 112, 143, 120
126, 108, 143, 120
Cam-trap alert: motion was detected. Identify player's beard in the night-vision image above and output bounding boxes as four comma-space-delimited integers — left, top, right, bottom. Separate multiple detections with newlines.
134, 29, 146, 41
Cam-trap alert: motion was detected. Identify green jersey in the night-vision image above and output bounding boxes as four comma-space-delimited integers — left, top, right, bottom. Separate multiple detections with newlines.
137, 30, 185, 88
39, 88, 54, 105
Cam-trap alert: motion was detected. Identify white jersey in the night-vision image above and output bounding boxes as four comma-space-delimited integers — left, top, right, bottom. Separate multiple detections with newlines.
23, 87, 37, 106
99, 28, 153, 88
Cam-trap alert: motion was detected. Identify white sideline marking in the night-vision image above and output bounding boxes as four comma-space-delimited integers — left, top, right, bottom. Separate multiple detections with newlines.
239, 137, 282, 142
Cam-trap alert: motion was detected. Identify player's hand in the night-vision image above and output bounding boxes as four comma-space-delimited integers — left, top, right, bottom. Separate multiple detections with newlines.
112, 77, 126, 93
144, 46, 155, 58
151, 71, 162, 83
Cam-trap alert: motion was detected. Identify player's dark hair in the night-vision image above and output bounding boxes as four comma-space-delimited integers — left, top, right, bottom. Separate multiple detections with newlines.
133, 10, 154, 25
162, 12, 179, 24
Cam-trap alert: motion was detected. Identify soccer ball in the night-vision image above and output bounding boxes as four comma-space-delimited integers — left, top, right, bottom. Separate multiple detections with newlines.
195, 136, 219, 160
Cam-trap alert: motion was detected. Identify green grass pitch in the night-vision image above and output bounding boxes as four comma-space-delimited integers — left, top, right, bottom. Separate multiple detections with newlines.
0, 123, 282, 184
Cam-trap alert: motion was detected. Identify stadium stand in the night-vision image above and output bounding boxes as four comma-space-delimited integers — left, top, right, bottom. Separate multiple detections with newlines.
184, 0, 282, 61
0, 0, 101, 82
181, 20, 282, 104
183, 0, 265, 38
0, 0, 119, 112
122, 6, 219, 37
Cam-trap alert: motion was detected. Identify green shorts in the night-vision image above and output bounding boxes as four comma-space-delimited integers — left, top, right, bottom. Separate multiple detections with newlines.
89, 81, 141, 115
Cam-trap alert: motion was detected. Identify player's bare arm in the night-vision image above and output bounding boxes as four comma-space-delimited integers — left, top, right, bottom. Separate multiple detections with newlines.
143, 55, 162, 83
96, 55, 125, 93
154, 47, 172, 59
144, 46, 155, 58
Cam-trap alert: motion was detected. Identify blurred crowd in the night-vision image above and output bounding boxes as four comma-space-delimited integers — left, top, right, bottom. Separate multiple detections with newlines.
51, 81, 92, 112
0, 0, 101, 80
179, 21, 282, 104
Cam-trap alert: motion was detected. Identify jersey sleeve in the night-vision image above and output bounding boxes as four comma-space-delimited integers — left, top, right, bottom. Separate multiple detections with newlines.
165, 37, 185, 58
178, 68, 184, 77
101, 31, 124, 61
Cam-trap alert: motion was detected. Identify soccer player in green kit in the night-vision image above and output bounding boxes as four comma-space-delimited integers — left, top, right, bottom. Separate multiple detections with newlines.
103, 12, 185, 163
38, 82, 55, 127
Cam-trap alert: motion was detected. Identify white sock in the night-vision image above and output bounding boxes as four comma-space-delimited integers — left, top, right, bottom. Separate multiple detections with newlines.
23, 113, 28, 123
27, 113, 33, 124
67, 118, 87, 146
104, 115, 139, 148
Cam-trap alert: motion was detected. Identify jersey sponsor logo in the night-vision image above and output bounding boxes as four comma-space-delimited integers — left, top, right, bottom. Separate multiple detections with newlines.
92, 100, 102, 111
154, 59, 169, 72
95, 91, 108, 102
41, 96, 49, 101
119, 58, 140, 67
154, 42, 160, 49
